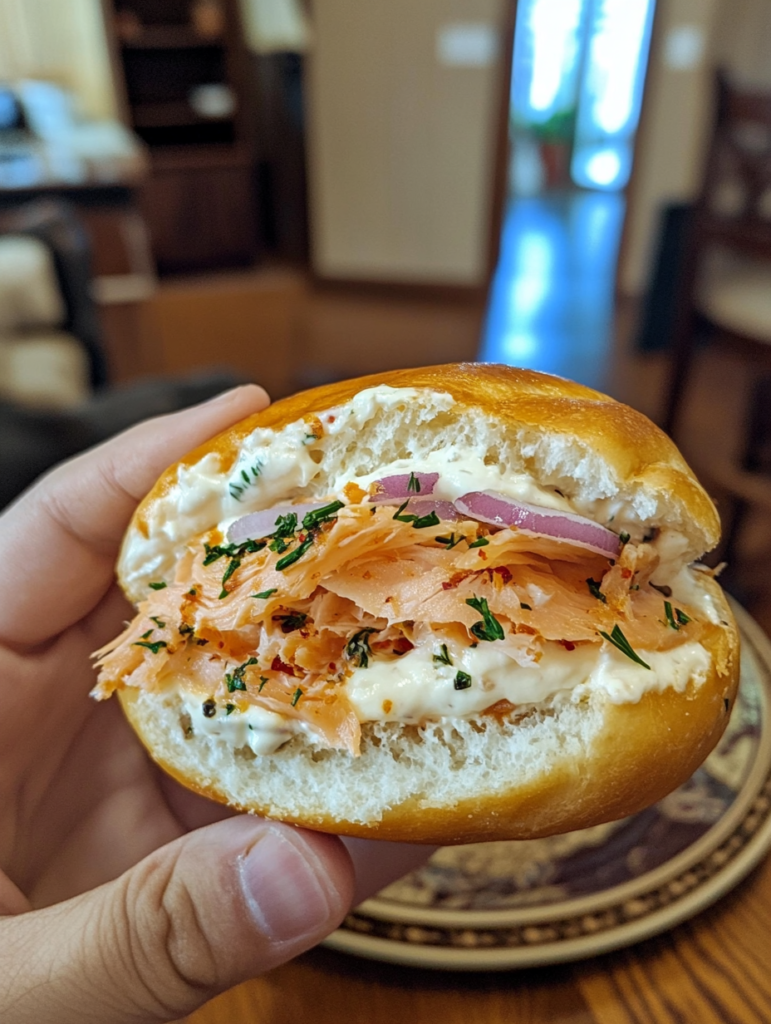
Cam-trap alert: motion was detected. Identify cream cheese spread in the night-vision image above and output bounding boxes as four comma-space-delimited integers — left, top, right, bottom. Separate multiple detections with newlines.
181, 636, 712, 755
121, 384, 694, 595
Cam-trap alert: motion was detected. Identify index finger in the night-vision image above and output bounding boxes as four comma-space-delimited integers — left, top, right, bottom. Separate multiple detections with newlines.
0, 385, 269, 647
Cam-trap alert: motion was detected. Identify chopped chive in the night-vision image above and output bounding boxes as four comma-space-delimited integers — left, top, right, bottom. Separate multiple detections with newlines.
133, 639, 167, 654
150, 616, 166, 628
291, 687, 304, 707
598, 625, 650, 669
586, 578, 607, 604
179, 623, 194, 636
436, 533, 461, 549
393, 500, 412, 522
204, 539, 266, 566
454, 671, 472, 690
252, 589, 278, 599
392, 501, 440, 529
276, 533, 315, 571
219, 556, 242, 595
433, 644, 453, 666
664, 600, 679, 630
273, 612, 308, 634
411, 510, 440, 528
188, 588, 197, 596
258, 676, 268, 692
269, 536, 290, 554
466, 596, 505, 642
272, 512, 298, 539
468, 537, 489, 549
346, 628, 378, 668
225, 656, 258, 693
140, 629, 153, 639
225, 703, 236, 715
149, 581, 167, 590
619, 531, 630, 545
676, 608, 691, 626
303, 500, 344, 530
407, 472, 421, 493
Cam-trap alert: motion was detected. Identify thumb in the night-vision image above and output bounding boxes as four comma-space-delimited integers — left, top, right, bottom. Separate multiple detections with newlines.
0, 817, 354, 1024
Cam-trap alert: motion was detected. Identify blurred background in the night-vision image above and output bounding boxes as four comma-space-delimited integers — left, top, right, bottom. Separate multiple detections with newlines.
2, 0, 771, 624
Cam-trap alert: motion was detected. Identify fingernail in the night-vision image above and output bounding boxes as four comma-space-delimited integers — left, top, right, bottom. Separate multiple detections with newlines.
237, 827, 342, 944
207, 384, 258, 405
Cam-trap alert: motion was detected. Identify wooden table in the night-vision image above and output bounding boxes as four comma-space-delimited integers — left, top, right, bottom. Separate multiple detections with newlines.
188, 848, 771, 1023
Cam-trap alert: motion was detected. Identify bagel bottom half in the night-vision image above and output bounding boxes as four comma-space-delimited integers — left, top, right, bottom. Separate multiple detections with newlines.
120, 581, 737, 845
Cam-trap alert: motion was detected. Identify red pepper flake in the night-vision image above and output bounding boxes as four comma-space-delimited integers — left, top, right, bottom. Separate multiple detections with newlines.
491, 566, 512, 585
326, 415, 336, 423
271, 654, 296, 676
559, 639, 576, 651
443, 571, 473, 591
621, 568, 633, 580
328, 662, 337, 672
478, 550, 488, 560
391, 637, 415, 656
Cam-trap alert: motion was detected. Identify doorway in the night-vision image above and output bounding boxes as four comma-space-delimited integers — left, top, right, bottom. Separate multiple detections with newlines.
481, 0, 656, 389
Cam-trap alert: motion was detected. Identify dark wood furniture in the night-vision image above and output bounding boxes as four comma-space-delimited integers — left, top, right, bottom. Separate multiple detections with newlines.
664, 72, 771, 437
103, 0, 258, 273
662, 73, 771, 573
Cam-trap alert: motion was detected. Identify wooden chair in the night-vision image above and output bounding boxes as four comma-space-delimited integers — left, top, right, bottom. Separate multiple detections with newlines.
662, 72, 771, 571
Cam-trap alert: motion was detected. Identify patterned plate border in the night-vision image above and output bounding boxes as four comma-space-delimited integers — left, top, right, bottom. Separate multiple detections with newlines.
324, 602, 771, 970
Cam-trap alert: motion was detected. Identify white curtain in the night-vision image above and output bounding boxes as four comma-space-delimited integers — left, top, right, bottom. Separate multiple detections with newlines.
0, 0, 116, 119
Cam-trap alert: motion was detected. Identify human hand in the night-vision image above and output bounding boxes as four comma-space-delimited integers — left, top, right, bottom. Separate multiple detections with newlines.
0, 386, 432, 1024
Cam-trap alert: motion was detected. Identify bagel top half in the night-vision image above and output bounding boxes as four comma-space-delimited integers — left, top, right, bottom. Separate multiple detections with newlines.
94, 364, 739, 844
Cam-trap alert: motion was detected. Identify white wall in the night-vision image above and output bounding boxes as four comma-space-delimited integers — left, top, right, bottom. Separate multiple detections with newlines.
618, 0, 720, 296
0, 0, 116, 119
619, 0, 771, 297
305, 0, 507, 285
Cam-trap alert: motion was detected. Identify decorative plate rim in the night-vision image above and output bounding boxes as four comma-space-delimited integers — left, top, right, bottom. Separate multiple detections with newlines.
323, 601, 771, 970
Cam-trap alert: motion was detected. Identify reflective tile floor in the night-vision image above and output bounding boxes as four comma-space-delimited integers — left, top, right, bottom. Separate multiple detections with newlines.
480, 190, 626, 390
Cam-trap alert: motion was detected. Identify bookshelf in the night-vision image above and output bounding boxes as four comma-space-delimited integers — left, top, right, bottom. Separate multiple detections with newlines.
104, 0, 258, 273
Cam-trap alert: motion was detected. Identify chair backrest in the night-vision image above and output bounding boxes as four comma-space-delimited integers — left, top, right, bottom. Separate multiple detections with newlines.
697, 71, 771, 260
0, 199, 108, 388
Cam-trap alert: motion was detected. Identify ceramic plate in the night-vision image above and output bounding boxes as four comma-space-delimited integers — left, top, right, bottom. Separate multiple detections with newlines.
324, 602, 771, 970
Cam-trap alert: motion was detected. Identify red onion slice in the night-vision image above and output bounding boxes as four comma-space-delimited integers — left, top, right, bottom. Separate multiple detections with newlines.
228, 503, 330, 544
369, 472, 439, 501
453, 491, 620, 558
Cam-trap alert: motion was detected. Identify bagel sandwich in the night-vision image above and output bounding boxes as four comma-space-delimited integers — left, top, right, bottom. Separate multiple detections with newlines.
93, 364, 739, 844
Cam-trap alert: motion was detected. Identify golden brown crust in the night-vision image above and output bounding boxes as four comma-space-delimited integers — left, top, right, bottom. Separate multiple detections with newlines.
132, 364, 719, 554
118, 579, 740, 844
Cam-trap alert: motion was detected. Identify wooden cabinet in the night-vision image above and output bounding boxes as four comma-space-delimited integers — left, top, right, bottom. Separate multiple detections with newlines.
104, 0, 258, 273
140, 148, 256, 273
